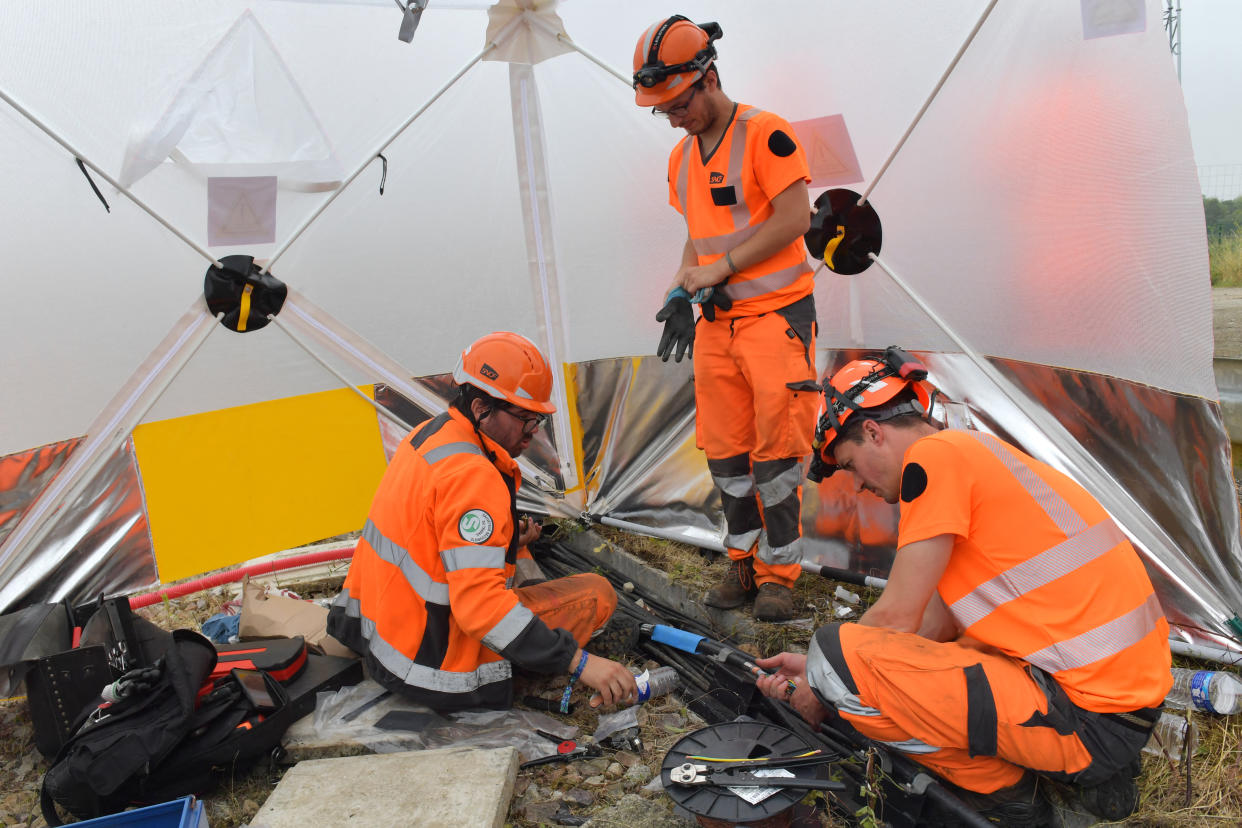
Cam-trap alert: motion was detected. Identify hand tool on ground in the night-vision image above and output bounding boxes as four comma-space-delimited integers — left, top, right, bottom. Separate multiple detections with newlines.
519, 730, 602, 769
669, 749, 845, 792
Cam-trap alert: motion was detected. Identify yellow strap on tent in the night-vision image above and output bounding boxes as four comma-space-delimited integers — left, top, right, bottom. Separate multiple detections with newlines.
237, 284, 254, 332
822, 225, 846, 267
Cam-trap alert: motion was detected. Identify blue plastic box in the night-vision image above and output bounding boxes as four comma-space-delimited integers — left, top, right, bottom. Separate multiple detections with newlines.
71, 796, 209, 828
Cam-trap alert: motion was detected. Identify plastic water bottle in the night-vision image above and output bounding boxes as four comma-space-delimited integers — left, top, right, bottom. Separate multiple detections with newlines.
1143, 711, 1198, 762
635, 666, 680, 702
1164, 668, 1242, 715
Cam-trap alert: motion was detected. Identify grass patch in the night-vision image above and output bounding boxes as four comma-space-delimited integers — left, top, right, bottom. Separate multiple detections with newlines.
1210, 229, 1242, 287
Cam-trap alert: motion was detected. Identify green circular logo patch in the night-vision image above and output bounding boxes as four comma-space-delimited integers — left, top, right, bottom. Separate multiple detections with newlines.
458, 509, 494, 543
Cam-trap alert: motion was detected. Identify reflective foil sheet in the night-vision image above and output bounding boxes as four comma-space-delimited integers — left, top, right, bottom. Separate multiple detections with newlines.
0, 439, 154, 608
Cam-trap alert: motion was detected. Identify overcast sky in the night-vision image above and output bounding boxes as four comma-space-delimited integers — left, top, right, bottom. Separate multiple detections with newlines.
1179, 0, 1242, 196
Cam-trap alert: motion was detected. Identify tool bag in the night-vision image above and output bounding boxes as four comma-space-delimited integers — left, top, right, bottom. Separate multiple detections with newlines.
39, 629, 295, 826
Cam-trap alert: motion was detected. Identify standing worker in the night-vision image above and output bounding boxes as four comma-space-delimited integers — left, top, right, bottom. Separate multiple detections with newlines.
755, 348, 1172, 824
328, 332, 638, 712
634, 15, 819, 621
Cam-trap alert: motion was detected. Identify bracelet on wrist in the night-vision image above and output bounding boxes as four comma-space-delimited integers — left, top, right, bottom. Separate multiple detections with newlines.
560, 651, 589, 713
724, 251, 740, 274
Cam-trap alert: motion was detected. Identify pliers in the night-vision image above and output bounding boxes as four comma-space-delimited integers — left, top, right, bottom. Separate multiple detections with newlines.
668, 751, 845, 792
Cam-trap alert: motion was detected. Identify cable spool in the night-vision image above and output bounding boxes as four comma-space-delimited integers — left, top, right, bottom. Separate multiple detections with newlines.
804, 187, 883, 275
661, 720, 829, 827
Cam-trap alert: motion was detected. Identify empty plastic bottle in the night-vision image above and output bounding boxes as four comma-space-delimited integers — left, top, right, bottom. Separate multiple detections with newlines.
1143, 711, 1198, 762
1163, 668, 1242, 715
635, 666, 680, 702
592, 665, 680, 708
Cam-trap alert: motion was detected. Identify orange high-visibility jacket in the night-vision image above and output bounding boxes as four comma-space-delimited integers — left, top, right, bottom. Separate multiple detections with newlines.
327, 408, 577, 711
667, 104, 813, 319
898, 429, 1172, 713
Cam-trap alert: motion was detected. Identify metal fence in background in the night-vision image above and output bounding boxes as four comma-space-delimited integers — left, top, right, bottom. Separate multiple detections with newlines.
1201, 165, 1242, 202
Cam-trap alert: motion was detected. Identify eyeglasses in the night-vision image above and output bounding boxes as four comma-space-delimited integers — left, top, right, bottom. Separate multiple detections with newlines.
652, 86, 699, 119
500, 406, 547, 433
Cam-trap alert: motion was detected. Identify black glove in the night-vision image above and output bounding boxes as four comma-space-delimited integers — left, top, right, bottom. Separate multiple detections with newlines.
655, 287, 695, 362
696, 286, 733, 322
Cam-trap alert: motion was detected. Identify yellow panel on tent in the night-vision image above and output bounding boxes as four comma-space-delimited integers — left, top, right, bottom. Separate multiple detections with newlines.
133, 387, 386, 582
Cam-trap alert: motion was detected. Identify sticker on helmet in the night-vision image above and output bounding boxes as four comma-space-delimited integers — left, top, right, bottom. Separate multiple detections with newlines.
458, 509, 494, 543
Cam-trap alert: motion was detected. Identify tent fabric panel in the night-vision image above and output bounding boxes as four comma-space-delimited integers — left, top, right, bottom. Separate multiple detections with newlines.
275, 59, 543, 380
132, 386, 387, 582
857, 0, 1213, 398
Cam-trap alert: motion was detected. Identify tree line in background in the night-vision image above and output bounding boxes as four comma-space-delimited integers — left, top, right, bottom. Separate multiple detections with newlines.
1205, 196, 1242, 287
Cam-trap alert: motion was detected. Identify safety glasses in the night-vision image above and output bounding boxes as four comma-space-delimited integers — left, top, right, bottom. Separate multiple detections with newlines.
652, 85, 699, 119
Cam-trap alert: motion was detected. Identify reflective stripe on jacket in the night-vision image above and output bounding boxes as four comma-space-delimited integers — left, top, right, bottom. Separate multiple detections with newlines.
327, 408, 576, 711
668, 105, 813, 318
900, 429, 1171, 713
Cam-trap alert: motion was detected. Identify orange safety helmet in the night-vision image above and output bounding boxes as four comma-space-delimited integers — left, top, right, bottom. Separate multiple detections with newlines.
452, 332, 556, 414
809, 347, 937, 480
632, 16, 722, 107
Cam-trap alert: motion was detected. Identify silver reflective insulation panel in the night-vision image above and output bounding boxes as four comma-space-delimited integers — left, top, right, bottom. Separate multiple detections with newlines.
0, 439, 154, 608
5, 353, 1238, 657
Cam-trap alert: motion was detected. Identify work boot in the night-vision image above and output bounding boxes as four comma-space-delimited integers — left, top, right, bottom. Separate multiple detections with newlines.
1074, 758, 1142, 822
933, 772, 1055, 827
704, 557, 757, 609
753, 582, 795, 622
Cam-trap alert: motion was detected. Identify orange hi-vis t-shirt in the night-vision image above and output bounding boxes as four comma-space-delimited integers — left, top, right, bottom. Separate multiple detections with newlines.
667, 104, 813, 318
897, 429, 1172, 713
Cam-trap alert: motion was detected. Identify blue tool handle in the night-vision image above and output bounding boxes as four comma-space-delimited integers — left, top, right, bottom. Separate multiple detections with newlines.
649, 624, 705, 654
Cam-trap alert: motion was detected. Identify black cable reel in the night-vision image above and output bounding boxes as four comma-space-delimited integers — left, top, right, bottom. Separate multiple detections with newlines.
203, 255, 287, 332
661, 720, 838, 825
804, 188, 883, 275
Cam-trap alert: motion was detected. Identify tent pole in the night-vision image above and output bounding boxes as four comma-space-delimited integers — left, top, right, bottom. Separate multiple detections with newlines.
267, 314, 415, 434
510, 64, 579, 491
866, 250, 1242, 638
0, 88, 221, 269
262, 13, 529, 274
525, 14, 632, 86
0, 301, 216, 612
857, 0, 999, 207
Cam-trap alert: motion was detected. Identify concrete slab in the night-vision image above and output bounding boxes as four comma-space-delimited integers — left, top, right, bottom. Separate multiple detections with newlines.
253, 745, 519, 828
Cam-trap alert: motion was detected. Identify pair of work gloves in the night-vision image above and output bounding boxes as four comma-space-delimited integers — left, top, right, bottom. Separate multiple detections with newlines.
655, 285, 732, 362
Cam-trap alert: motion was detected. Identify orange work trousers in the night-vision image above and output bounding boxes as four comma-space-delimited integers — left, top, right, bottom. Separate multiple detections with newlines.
515, 573, 616, 646
813, 623, 1111, 794
694, 307, 819, 587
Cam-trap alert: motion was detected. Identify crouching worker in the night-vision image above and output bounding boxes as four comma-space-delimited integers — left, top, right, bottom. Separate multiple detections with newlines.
755, 348, 1171, 824
328, 332, 638, 712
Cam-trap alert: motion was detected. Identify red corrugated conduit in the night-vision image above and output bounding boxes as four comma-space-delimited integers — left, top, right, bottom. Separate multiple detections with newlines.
128, 545, 356, 608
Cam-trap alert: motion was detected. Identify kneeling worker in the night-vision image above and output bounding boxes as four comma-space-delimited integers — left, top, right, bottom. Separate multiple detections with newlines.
756, 348, 1171, 823
329, 332, 638, 712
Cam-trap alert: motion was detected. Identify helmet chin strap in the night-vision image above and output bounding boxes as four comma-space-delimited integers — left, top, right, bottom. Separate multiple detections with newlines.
468, 401, 499, 462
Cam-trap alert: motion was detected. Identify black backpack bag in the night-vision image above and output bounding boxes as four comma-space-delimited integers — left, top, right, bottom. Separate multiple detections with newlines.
40, 628, 295, 825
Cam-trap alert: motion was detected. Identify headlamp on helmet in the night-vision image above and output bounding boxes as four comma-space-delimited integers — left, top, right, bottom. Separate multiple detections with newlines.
632, 17, 722, 106
807, 347, 937, 482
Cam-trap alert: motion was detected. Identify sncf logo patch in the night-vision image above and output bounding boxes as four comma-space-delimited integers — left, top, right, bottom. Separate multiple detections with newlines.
709, 172, 725, 185
458, 509, 494, 543
480, 363, 499, 380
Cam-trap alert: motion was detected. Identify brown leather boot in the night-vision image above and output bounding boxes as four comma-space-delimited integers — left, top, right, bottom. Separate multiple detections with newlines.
704, 557, 757, 609
753, 582, 795, 622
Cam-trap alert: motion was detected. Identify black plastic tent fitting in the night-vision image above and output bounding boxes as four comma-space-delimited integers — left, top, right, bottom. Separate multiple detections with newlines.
203, 255, 288, 333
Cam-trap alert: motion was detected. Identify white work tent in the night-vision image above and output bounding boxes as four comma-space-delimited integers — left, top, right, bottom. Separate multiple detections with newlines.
1, 0, 1239, 654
